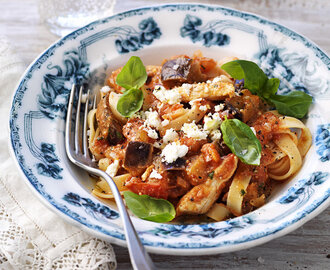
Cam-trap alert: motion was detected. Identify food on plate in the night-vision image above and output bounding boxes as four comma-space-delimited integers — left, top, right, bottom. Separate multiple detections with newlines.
88, 52, 312, 223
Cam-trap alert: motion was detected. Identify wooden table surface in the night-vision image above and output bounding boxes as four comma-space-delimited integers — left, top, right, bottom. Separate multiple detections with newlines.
1, 0, 329, 269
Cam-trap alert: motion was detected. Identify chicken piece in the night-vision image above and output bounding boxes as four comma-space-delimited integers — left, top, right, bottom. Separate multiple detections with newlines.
176, 154, 238, 216
174, 79, 235, 102
185, 143, 222, 186
96, 92, 124, 145
125, 176, 168, 199
122, 118, 155, 143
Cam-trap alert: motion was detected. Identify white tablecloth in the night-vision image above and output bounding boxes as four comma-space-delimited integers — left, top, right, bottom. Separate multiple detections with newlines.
0, 37, 117, 270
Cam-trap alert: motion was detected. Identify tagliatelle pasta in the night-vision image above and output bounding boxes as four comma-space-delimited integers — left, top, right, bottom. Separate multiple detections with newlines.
87, 52, 312, 222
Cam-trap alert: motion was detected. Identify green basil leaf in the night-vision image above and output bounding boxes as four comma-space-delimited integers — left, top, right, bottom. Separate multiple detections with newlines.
263, 78, 280, 100
220, 118, 262, 166
221, 60, 268, 95
123, 191, 176, 222
116, 88, 144, 117
116, 56, 147, 90
269, 91, 313, 118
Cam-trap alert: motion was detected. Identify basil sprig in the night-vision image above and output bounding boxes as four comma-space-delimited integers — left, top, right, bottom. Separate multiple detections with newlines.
220, 118, 262, 165
116, 56, 147, 117
123, 191, 176, 223
221, 60, 312, 118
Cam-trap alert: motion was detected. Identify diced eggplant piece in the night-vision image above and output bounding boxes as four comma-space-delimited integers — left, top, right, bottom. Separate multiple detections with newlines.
162, 158, 186, 171
161, 57, 206, 86
96, 92, 124, 145
124, 141, 153, 168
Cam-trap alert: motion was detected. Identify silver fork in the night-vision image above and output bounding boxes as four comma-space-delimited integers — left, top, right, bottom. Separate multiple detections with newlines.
65, 84, 156, 270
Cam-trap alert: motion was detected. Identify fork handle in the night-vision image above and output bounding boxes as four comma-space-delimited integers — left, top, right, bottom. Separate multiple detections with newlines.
99, 171, 157, 270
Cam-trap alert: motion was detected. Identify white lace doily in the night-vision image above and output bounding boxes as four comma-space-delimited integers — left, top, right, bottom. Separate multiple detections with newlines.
0, 36, 117, 270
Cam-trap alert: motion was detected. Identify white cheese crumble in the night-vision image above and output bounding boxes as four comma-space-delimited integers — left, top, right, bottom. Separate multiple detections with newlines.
146, 128, 158, 139
105, 159, 119, 177
161, 119, 169, 127
163, 128, 179, 144
204, 113, 222, 131
181, 83, 192, 96
203, 113, 222, 141
144, 109, 162, 129
182, 121, 208, 140
100, 85, 111, 93
153, 88, 181, 105
210, 130, 221, 141
161, 142, 188, 163
212, 76, 222, 83
149, 169, 163, 179
214, 104, 225, 112
199, 105, 208, 111
153, 141, 162, 148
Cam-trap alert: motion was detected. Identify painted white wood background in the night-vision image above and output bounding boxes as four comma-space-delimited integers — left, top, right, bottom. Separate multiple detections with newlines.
1, 0, 329, 269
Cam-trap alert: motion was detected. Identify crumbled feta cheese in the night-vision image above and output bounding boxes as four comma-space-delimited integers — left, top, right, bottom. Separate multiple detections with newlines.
250, 127, 256, 135
106, 159, 119, 177
199, 105, 208, 111
149, 169, 162, 179
161, 119, 169, 127
145, 110, 161, 129
146, 128, 158, 139
100, 86, 111, 93
212, 76, 222, 83
153, 88, 181, 105
161, 142, 188, 163
204, 113, 222, 131
182, 121, 208, 140
181, 83, 192, 96
210, 130, 221, 141
153, 141, 162, 148
214, 104, 225, 112
163, 128, 179, 144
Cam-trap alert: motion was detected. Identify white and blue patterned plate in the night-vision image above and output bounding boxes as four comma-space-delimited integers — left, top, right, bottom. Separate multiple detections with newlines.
9, 4, 330, 255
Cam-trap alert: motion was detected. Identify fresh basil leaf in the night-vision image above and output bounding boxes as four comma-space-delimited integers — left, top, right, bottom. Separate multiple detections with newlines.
221, 60, 268, 95
269, 91, 313, 118
123, 191, 176, 222
117, 88, 144, 117
116, 56, 147, 90
220, 118, 262, 166
263, 78, 280, 100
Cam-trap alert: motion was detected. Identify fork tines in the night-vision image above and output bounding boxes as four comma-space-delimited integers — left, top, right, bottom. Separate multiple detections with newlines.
65, 84, 96, 164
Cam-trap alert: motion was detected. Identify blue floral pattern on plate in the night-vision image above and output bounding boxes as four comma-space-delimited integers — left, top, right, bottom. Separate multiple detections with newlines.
63, 192, 119, 221
180, 15, 230, 47
9, 4, 330, 255
315, 124, 330, 162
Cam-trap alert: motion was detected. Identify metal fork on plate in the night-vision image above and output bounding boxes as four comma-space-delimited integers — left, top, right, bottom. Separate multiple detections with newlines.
65, 84, 156, 270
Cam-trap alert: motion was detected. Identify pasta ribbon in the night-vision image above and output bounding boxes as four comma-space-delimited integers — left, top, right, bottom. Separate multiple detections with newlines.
269, 134, 302, 180
92, 174, 130, 199
227, 164, 252, 216
206, 203, 231, 221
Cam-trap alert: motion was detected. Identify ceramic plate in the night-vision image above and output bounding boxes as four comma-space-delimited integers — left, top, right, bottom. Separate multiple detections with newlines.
9, 4, 330, 255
